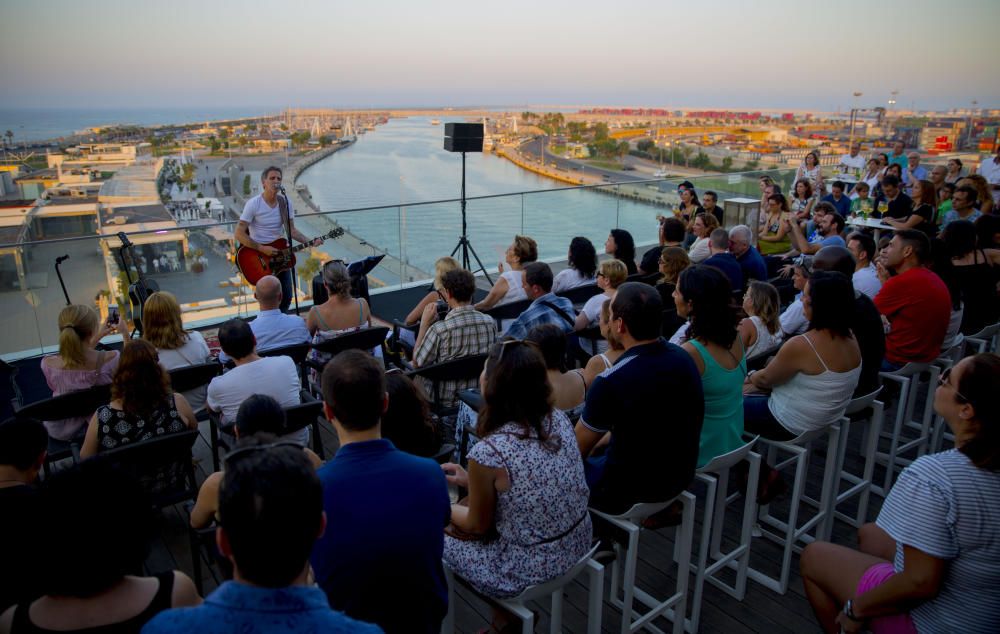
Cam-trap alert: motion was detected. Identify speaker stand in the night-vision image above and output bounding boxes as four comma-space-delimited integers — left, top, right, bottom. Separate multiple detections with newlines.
449, 152, 493, 285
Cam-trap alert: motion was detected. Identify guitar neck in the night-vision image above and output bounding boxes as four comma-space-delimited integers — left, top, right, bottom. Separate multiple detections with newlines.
280, 229, 343, 254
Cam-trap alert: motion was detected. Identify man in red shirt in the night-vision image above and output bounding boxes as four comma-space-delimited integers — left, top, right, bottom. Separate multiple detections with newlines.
874, 230, 951, 370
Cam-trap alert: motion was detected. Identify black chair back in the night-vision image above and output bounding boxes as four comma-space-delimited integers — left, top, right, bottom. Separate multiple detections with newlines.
482, 298, 532, 325
283, 399, 326, 459
259, 342, 311, 365
14, 383, 112, 423
100, 428, 199, 509
168, 362, 222, 394
407, 353, 489, 411
626, 272, 660, 286
556, 283, 602, 305
308, 326, 389, 360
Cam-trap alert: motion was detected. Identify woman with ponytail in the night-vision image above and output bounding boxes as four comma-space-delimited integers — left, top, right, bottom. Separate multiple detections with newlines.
40, 304, 119, 441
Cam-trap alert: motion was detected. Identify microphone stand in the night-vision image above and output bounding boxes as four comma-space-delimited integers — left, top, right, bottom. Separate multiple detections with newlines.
279, 186, 300, 316
54, 255, 71, 305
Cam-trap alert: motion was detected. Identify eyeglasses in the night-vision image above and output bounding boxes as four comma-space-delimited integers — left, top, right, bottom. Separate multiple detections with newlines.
596, 272, 606, 278
224, 440, 302, 464
938, 367, 969, 402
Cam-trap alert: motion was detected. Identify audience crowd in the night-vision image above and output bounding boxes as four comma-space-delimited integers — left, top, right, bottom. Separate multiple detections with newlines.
2, 143, 999, 634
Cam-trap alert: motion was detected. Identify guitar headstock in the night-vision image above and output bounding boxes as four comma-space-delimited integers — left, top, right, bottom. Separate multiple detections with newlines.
327, 227, 346, 240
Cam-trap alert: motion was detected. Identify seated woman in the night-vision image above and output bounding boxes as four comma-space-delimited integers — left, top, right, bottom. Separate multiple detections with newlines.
475, 235, 538, 311
687, 212, 720, 264
743, 271, 861, 501
525, 324, 586, 420
0, 460, 201, 631
552, 236, 598, 293
306, 260, 373, 374
758, 193, 793, 256
441, 340, 591, 629
800, 353, 1000, 634
655, 246, 691, 306
402, 256, 460, 327
604, 229, 638, 276
141, 291, 213, 412
190, 394, 322, 529
80, 339, 197, 458
383, 372, 440, 458
883, 179, 938, 238
575, 259, 627, 354
939, 220, 1000, 335
40, 304, 120, 442
739, 281, 784, 361
790, 178, 817, 225
674, 265, 748, 469
959, 174, 995, 215
581, 299, 625, 388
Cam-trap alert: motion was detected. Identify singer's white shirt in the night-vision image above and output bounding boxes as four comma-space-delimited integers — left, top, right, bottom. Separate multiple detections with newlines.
241, 193, 294, 244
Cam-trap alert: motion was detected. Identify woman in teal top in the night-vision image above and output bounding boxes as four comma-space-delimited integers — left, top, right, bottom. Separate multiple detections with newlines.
673, 265, 749, 467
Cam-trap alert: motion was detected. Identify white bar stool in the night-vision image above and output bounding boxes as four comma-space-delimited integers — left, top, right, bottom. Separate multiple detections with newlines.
828, 389, 884, 532
875, 362, 939, 496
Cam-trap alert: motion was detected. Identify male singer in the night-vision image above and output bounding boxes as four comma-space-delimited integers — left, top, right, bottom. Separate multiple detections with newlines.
235, 165, 323, 313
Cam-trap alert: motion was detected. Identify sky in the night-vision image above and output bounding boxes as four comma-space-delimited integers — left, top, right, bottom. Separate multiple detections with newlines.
2, 0, 999, 112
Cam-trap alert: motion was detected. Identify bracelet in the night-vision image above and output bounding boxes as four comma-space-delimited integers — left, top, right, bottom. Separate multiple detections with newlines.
843, 599, 862, 622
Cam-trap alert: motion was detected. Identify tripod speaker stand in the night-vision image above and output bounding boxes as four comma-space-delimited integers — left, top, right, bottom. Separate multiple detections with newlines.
445, 123, 493, 285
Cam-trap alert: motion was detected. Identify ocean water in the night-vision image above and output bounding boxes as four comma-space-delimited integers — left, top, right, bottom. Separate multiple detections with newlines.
298, 117, 666, 274
0, 107, 276, 142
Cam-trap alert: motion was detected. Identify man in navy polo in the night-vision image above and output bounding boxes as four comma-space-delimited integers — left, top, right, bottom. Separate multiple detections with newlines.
575, 283, 704, 514
311, 350, 450, 634
702, 228, 744, 291
728, 225, 767, 282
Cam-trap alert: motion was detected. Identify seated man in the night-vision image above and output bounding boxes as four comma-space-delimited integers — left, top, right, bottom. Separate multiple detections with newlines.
504, 262, 576, 340
412, 268, 496, 406
0, 418, 47, 613
846, 232, 881, 298
821, 181, 852, 217
575, 283, 704, 514
812, 246, 886, 397
218, 275, 310, 364
311, 350, 450, 634
787, 206, 847, 255
728, 224, 767, 282
874, 175, 913, 220
875, 230, 951, 371
702, 228, 744, 291
207, 318, 304, 444
640, 217, 686, 275
779, 256, 812, 338
144, 437, 380, 634
941, 185, 982, 227
702, 190, 724, 226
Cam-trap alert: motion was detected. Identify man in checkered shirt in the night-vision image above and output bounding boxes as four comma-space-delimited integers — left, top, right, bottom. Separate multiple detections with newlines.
413, 268, 496, 406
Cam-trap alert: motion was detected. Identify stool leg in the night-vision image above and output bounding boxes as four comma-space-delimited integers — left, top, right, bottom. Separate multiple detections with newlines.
586, 560, 604, 634
689, 476, 717, 634
550, 588, 563, 634
619, 527, 640, 634
735, 453, 760, 598
856, 401, 883, 524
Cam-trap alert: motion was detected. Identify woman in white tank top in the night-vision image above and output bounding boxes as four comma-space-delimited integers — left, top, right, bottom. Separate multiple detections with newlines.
738, 281, 784, 361
474, 235, 538, 311
742, 271, 862, 501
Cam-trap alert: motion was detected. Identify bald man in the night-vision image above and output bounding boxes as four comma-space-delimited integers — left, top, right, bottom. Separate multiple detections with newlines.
218, 275, 310, 364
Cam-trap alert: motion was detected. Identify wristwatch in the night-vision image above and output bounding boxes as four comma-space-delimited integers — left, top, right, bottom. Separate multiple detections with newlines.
843, 599, 862, 622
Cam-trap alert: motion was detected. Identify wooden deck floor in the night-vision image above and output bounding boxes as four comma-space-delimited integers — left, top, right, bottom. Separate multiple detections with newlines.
137, 398, 922, 634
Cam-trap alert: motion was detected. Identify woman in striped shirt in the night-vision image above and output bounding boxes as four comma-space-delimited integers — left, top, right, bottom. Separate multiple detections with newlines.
799, 353, 1000, 633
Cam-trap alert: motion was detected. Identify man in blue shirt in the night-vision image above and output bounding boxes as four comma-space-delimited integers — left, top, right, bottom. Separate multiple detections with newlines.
575, 283, 704, 514
728, 225, 767, 282
887, 140, 909, 170
787, 208, 846, 256
218, 275, 309, 363
311, 350, 451, 634
504, 262, 576, 339
821, 181, 852, 218
143, 438, 381, 634
702, 228, 744, 291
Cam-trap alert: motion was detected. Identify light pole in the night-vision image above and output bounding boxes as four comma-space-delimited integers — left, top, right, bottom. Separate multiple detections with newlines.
887, 90, 898, 137
849, 91, 863, 148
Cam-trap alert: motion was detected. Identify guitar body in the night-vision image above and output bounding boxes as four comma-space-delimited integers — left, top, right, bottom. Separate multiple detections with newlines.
236, 239, 295, 285
128, 279, 160, 327
235, 227, 345, 286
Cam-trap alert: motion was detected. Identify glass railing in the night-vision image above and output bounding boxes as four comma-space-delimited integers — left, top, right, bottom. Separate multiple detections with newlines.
1, 168, 798, 361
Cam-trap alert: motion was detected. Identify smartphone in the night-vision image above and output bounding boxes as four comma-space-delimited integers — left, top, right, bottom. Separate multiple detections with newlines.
107, 306, 119, 325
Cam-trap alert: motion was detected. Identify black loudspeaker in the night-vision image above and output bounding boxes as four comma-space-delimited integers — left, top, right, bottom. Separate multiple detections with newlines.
444, 122, 484, 153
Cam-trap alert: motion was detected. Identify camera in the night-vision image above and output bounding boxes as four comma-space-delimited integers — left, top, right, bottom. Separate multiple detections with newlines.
107, 306, 120, 325
435, 300, 449, 321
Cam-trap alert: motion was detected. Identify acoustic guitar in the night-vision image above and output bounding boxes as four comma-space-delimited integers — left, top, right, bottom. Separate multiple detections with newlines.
236, 227, 345, 285
117, 232, 159, 333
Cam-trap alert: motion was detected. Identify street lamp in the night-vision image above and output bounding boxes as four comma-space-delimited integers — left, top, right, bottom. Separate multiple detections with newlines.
849, 91, 863, 147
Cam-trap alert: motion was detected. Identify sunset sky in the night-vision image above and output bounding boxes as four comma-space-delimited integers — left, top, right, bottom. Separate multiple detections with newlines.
2, 0, 998, 110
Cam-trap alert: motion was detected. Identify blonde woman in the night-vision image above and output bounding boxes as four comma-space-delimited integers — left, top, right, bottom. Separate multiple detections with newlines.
738, 281, 784, 360
142, 291, 212, 411
403, 256, 460, 325
40, 304, 120, 441
475, 235, 538, 310
575, 259, 627, 331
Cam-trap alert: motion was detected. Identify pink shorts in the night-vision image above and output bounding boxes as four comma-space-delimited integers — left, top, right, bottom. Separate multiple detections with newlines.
856, 563, 918, 634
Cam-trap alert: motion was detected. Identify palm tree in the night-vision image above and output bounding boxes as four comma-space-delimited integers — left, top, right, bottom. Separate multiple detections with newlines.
681, 145, 694, 168
3, 130, 12, 149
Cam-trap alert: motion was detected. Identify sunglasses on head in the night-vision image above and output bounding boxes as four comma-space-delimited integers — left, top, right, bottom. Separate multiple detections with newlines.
224, 440, 302, 465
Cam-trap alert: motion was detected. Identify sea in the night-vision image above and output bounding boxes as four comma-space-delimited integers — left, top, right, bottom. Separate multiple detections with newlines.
298, 116, 665, 275
0, 107, 276, 143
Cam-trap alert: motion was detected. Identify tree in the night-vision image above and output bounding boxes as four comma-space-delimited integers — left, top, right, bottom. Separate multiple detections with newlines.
4, 130, 13, 148
280, 123, 289, 131
318, 135, 332, 147
721, 156, 734, 172
242, 174, 251, 196
636, 139, 655, 153
246, 123, 257, 132
180, 162, 196, 184
616, 141, 630, 159
290, 131, 311, 147
681, 145, 694, 167
298, 255, 322, 295
593, 122, 609, 141
692, 151, 712, 170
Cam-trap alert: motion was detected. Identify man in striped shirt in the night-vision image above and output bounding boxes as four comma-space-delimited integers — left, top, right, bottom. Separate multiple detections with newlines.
413, 268, 496, 406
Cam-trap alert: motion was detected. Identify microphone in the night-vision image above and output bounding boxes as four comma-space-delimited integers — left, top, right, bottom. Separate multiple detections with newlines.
278, 184, 287, 195
56, 254, 70, 265
117, 231, 133, 247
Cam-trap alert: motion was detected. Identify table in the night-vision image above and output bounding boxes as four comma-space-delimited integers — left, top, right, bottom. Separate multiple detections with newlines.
846, 216, 894, 241
826, 174, 860, 194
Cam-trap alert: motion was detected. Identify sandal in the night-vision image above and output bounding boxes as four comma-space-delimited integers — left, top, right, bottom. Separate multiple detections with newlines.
641, 499, 684, 530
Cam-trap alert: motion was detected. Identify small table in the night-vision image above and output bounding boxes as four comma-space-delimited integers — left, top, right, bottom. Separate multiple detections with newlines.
826, 174, 860, 194
846, 216, 894, 241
